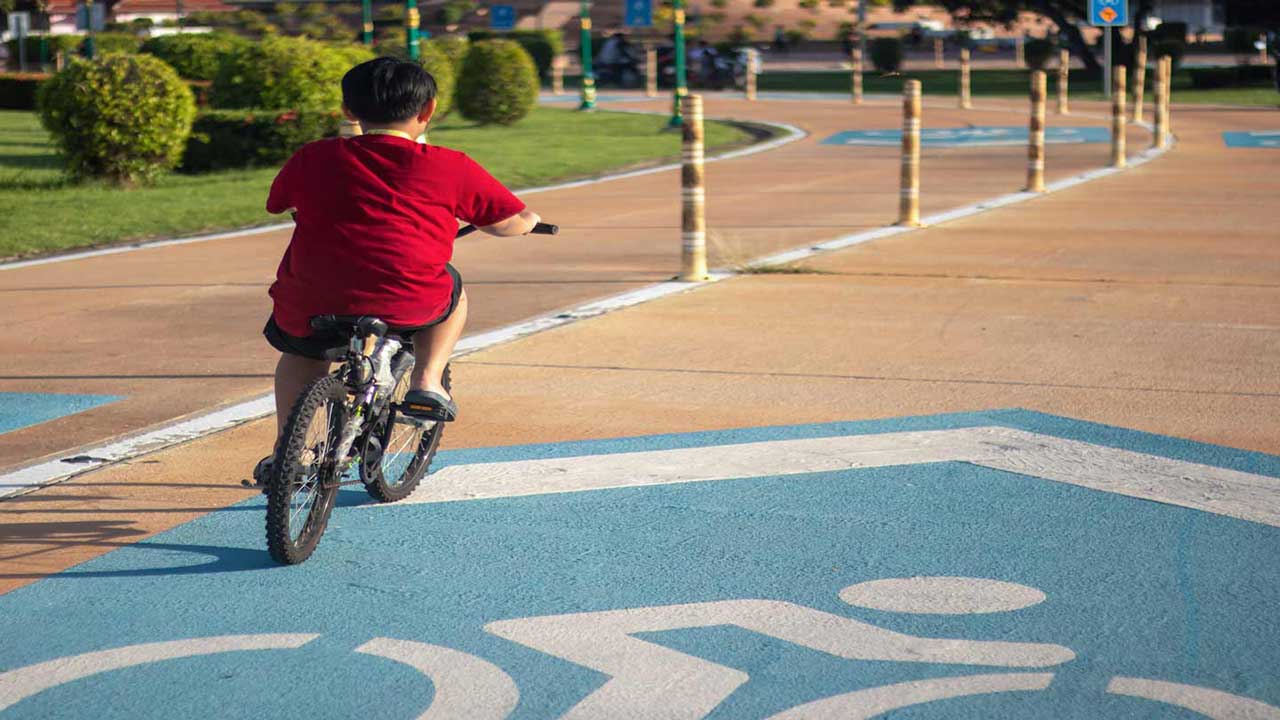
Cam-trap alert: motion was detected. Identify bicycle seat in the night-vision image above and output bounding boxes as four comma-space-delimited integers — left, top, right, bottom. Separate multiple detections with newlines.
309, 315, 389, 339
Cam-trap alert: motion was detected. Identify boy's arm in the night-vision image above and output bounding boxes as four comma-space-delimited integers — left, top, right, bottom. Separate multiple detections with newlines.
480, 208, 541, 237
265, 149, 304, 215
455, 154, 536, 235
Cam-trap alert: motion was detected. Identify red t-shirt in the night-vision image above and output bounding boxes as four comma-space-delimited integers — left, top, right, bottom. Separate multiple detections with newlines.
266, 135, 525, 337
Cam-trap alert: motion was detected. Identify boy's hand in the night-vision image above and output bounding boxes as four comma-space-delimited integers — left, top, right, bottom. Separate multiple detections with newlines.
480, 209, 541, 237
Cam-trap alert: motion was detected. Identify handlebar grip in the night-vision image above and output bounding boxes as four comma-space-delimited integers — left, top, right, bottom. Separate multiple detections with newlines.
531, 222, 559, 235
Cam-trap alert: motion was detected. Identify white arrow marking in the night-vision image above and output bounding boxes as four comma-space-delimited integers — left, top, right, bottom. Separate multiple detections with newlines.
767, 673, 1055, 719
1108, 677, 1280, 719
354, 638, 519, 719
378, 426, 1280, 527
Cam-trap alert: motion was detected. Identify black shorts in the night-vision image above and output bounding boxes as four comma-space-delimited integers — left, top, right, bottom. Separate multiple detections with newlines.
264, 264, 463, 361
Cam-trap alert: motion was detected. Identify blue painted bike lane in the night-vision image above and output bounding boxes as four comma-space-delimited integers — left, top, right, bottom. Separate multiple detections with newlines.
1, 410, 1278, 718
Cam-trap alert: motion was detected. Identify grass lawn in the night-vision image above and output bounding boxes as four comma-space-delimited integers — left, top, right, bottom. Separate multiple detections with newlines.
758, 68, 1280, 107
0, 107, 753, 260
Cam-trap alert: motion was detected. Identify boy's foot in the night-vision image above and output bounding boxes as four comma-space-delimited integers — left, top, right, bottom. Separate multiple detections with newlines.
240, 455, 274, 493
400, 389, 457, 422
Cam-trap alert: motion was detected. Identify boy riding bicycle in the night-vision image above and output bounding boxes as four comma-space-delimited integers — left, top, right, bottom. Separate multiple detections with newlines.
254, 57, 541, 483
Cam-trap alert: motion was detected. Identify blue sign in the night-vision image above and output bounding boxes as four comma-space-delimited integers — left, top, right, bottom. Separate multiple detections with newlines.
625, 0, 653, 28
822, 126, 1111, 147
1089, 0, 1129, 27
1224, 131, 1280, 148
1, 410, 1279, 718
73, 2, 105, 32
489, 4, 516, 31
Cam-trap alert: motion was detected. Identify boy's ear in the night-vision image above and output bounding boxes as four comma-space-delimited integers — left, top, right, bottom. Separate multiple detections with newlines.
418, 98, 438, 125
341, 104, 358, 122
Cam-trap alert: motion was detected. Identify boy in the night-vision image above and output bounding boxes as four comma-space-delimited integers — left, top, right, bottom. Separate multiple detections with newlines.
254, 57, 540, 483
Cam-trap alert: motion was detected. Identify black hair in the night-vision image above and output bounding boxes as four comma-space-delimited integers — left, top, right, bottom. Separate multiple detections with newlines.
341, 57, 437, 124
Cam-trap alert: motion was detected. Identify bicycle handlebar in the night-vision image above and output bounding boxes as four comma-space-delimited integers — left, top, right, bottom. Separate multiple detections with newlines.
455, 222, 558, 239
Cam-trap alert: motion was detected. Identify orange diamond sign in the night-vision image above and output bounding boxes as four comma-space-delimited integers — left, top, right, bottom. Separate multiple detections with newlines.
1100, 7, 1118, 22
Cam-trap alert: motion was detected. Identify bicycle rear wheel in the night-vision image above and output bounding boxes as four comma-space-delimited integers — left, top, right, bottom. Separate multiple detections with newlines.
360, 363, 449, 503
266, 373, 345, 564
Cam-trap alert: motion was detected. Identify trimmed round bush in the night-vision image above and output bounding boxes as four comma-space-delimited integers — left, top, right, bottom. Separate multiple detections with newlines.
327, 42, 377, 68
869, 37, 903, 72
1024, 38, 1055, 70
417, 41, 456, 120
38, 54, 196, 184
211, 35, 350, 110
457, 39, 537, 125
430, 35, 470, 76
469, 29, 562, 81
139, 32, 249, 80
91, 32, 144, 55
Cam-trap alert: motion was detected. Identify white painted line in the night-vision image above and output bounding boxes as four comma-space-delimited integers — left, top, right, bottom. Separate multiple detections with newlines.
0, 223, 295, 272
375, 426, 1280, 528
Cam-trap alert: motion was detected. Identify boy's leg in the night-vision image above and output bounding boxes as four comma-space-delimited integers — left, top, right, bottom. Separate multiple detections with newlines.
409, 288, 468, 398
274, 353, 331, 438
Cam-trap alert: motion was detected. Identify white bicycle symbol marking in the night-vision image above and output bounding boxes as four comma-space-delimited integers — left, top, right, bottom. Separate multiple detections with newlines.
2, 577, 1277, 718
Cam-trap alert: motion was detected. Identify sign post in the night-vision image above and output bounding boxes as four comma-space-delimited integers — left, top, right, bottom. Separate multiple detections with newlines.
10, 12, 30, 73
1088, 0, 1129, 99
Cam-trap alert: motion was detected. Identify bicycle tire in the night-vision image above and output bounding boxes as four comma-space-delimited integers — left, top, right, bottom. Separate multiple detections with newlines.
360, 363, 450, 503
266, 373, 345, 564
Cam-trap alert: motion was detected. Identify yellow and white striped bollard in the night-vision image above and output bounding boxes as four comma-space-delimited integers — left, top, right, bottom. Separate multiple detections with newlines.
1015, 35, 1025, 67
851, 48, 863, 105
646, 45, 658, 98
1111, 64, 1126, 168
1152, 55, 1167, 149
898, 80, 922, 227
959, 48, 972, 109
934, 37, 944, 68
1131, 35, 1146, 122
680, 94, 708, 281
1027, 71, 1047, 192
745, 48, 758, 101
1162, 55, 1173, 137
552, 55, 565, 95
1057, 49, 1070, 115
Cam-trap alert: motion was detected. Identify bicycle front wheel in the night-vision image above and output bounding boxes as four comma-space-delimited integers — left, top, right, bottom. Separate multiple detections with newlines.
266, 373, 345, 564
360, 364, 449, 503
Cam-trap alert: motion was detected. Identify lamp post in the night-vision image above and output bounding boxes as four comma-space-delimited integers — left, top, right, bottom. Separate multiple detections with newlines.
406, 0, 420, 60
362, 0, 373, 46
83, 0, 96, 58
578, 0, 595, 110
668, 0, 687, 127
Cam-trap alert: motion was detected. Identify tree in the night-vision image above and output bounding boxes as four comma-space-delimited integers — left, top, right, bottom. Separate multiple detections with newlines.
891, 0, 1157, 72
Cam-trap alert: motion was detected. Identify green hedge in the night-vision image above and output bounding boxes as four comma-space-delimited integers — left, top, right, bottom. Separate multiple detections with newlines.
0, 73, 46, 110
139, 32, 249, 81
431, 35, 470, 76
1187, 65, 1275, 89
181, 109, 341, 172
5, 35, 86, 66
91, 32, 144, 55
211, 35, 350, 110
467, 29, 561, 80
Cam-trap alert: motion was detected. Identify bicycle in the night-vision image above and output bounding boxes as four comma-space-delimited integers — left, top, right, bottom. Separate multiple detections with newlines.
264, 221, 558, 564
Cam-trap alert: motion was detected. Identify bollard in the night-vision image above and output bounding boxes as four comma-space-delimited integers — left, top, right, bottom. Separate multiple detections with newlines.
1131, 35, 1146, 122
1015, 35, 1025, 67
934, 37, 944, 68
1152, 55, 1167, 149
959, 48, 972, 109
680, 94, 708, 281
340, 119, 362, 138
898, 80, 922, 227
552, 55, 565, 95
745, 48, 758, 101
1111, 65, 1126, 168
1027, 71, 1046, 192
646, 45, 658, 98
1056, 49, 1070, 115
1162, 56, 1173, 137
851, 48, 864, 105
